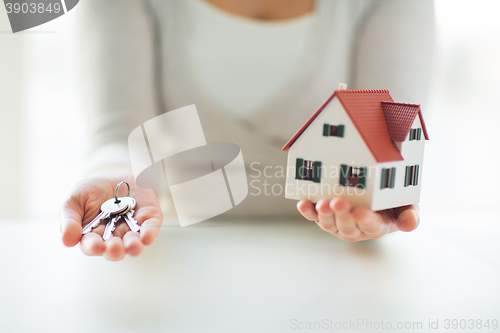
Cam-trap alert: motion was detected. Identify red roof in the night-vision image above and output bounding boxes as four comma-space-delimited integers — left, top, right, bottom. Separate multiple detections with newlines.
282, 89, 429, 163
381, 102, 429, 141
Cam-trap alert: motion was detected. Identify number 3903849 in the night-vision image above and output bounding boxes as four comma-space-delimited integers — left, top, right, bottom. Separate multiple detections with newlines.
5, 2, 61, 14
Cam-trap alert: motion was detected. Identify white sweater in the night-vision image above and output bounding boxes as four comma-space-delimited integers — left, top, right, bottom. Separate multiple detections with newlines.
75, 0, 435, 216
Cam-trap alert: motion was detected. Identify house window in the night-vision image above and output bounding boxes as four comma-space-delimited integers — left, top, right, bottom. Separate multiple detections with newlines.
404, 165, 420, 186
302, 160, 314, 181
409, 128, 422, 141
323, 124, 344, 137
381, 168, 396, 189
339, 164, 367, 189
295, 158, 322, 183
349, 166, 361, 186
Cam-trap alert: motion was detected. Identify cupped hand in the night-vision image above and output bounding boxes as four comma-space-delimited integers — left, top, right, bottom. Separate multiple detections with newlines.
60, 175, 163, 260
297, 197, 419, 242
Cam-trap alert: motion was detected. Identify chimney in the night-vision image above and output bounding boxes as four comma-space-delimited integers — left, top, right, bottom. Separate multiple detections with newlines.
338, 83, 348, 91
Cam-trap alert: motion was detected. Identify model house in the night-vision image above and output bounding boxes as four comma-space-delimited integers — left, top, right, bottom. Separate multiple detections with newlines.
282, 84, 429, 211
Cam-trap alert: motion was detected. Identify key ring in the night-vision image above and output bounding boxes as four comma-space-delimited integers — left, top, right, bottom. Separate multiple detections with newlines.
114, 181, 130, 203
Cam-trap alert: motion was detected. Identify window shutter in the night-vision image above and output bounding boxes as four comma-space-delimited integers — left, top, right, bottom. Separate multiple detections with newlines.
323, 124, 329, 136
337, 125, 345, 137
312, 161, 322, 183
295, 158, 304, 180
339, 164, 348, 186
390, 167, 396, 188
404, 166, 410, 186
414, 165, 419, 185
357, 167, 367, 189
380, 169, 386, 189
417, 128, 422, 140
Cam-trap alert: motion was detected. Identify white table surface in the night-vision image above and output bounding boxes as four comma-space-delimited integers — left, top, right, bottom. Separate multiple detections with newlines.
0, 209, 499, 333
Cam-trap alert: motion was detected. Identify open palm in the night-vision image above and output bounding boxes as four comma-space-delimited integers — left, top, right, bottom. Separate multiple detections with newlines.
297, 197, 419, 242
60, 175, 163, 260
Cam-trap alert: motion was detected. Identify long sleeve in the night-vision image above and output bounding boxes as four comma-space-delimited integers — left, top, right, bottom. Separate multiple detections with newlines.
353, 0, 436, 105
73, 0, 158, 175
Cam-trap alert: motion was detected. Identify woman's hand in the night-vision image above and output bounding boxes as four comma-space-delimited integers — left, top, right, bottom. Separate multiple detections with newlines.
60, 175, 163, 260
297, 197, 419, 242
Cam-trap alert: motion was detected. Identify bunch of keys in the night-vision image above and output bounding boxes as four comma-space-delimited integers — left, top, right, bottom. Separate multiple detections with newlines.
82, 182, 141, 240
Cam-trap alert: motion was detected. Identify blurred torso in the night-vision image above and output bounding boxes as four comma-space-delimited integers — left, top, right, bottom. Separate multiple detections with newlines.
204, 0, 315, 21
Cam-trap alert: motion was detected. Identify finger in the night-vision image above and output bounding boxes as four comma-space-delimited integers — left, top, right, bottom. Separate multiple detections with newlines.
140, 217, 162, 246
123, 231, 143, 257
137, 206, 163, 246
330, 197, 351, 219
351, 206, 390, 237
60, 203, 83, 247
80, 232, 105, 256
396, 206, 420, 232
330, 197, 360, 239
297, 200, 318, 221
104, 237, 126, 261
315, 199, 337, 233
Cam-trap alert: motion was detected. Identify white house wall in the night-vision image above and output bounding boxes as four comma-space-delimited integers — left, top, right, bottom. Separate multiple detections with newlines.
371, 116, 425, 211
285, 97, 376, 206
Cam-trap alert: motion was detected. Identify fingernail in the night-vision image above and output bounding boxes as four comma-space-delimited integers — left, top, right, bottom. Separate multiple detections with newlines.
333, 205, 345, 214
331, 198, 344, 213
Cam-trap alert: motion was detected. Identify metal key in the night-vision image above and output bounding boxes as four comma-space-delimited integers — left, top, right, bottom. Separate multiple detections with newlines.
103, 215, 120, 240
112, 196, 140, 233
102, 182, 140, 239
123, 209, 141, 233
82, 198, 128, 234
120, 197, 141, 233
